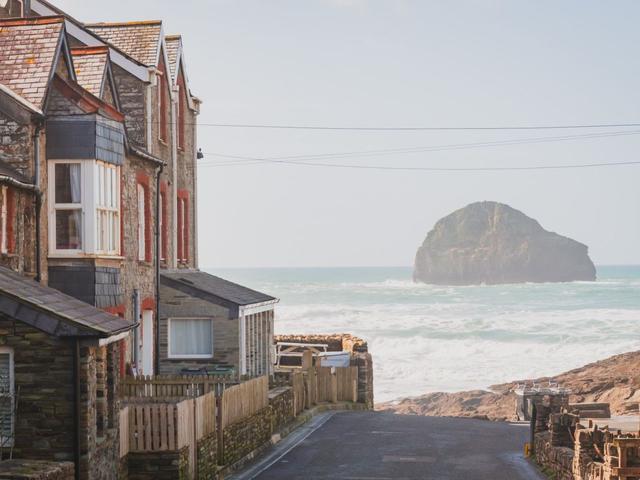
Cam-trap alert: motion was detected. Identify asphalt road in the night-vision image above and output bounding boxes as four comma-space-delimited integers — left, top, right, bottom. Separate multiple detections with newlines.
241, 411, 544, 480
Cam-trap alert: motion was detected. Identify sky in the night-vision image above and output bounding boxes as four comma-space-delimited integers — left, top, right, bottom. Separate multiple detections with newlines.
57, 0, 640, 267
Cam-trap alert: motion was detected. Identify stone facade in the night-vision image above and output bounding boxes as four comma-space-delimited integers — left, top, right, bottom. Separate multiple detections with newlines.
268, 387, 294, 432
0, 460, 75, 480
127, 448, 188, 480
158, 283, 239, 375
0, 317, 75, 461
197, 433, 218, 480
221, 407, 272, 466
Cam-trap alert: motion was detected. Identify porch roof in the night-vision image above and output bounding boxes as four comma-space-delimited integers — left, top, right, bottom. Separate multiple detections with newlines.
0, 266, 134, 337
161, 270, 278, 311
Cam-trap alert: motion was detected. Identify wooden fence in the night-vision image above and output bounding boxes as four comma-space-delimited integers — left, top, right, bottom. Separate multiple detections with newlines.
220, 376, 269, 429
292, 372, 305, 416
302, 366, 358, 407
119, 374, 235, 399
119, 406, 130, 458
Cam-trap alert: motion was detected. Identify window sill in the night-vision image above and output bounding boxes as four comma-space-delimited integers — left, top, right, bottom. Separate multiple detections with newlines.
49, 253, 125, 260
167, 356, 214, 361
138, 260, 153, 268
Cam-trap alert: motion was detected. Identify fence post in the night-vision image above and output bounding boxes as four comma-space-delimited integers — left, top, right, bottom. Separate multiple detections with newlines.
216, 394, 223, 464
331, 369, 338, 403
193, 395, 198, 479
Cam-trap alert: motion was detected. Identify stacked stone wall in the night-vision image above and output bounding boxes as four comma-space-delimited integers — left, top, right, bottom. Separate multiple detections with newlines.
127, 450, 185, 480
0, 460, 74, 480
269, 387, 294, 432
221, 407, 272, 466
197, 433, 217, 480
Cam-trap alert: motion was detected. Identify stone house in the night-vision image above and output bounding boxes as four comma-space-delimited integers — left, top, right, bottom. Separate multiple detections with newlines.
159, 271, 278, 378
0, 1, 278, 477
0, 265, 134, 478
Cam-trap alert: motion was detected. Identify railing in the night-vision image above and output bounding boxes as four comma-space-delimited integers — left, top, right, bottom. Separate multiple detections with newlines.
119, 374, 236, 400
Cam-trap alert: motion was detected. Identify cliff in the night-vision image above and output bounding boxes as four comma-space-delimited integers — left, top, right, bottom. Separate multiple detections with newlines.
414, 201, 596, 285
378, 351, 640, 421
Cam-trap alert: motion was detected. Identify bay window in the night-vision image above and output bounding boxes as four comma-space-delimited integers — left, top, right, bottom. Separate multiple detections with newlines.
49, 160, 121, 256
168, 318, 213, 359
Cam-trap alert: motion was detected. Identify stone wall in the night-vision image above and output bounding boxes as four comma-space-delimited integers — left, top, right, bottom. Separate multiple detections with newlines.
352, 352, 374, 408
197, 433, 217, 480
221, 407, 272, 466
127, 449, 186, 480
274, 334, 368, 353
535, 431, 575, 480
269, 387, 294, 432
0, 317, 76, 461
0, 460, 74, 480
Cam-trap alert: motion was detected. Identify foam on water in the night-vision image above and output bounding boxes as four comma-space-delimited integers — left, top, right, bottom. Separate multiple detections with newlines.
209, 266, 640, 402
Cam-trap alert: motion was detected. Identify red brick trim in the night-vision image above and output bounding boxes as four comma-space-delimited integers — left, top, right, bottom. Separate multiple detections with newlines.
103, 304, 126, 316
136, 172, 152, 263
177, 72, 186, 150
160, 182, 168, 261
177, 189, 189, 263
52, 75, 124, 122
141, 297, 155, 311
6, 188, 15, 254
158, 55, 168, 142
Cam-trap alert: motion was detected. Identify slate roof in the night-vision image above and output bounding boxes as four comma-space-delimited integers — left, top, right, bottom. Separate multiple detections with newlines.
161, 270, 277, 308
0, 16, 66, 108
86, 21, 162, 67
165, 35, 181, 82
71, 46, 109, 97
0, 266, 134, 337
0, 159, 33, 187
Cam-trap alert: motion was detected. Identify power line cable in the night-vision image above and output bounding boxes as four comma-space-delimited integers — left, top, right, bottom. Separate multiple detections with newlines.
198, 129, 640, 167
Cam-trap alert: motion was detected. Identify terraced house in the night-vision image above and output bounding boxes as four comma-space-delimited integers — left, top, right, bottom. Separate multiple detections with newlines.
0, 0, 277, 478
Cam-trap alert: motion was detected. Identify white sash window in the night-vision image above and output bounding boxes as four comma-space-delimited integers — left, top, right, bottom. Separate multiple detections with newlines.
48, 161, 121, 257
168, 318, 213, 359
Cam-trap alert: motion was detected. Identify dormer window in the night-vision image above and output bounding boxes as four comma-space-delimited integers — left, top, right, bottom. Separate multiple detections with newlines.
49, 160, 121, 256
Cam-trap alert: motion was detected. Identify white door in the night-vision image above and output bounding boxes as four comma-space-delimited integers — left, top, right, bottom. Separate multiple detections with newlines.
141, 310, 154, 375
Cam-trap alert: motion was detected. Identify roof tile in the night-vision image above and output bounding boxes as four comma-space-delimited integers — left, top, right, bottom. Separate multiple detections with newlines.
0, 17, 65, 107
86, 21, 162, 67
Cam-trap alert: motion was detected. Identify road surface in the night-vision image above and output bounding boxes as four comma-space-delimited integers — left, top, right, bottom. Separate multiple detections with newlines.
234, 411, 544, 480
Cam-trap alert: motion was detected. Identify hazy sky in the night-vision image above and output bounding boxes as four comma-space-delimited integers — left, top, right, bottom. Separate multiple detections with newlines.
58, 0, 640, 267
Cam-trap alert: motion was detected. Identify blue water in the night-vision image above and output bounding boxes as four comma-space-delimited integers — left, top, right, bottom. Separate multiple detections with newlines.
206, 266, 640, 402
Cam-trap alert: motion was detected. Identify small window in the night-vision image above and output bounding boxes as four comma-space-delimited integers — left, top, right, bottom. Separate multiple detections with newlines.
168, 319, 213, 358
0, 348, 14, 446
54, 163, 82, 250
137, 183, 146, 261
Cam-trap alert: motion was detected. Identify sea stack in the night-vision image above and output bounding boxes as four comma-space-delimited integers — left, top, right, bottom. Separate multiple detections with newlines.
414, 201, 596, 285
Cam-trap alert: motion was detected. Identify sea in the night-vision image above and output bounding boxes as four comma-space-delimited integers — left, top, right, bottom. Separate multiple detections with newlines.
207, 266, 640, 403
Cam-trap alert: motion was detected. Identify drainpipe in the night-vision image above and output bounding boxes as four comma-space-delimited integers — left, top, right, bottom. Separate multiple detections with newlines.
72, 339, 81, 480
33, 121, 43, 282
154, 163, 164, 375
132, 289, 140, 372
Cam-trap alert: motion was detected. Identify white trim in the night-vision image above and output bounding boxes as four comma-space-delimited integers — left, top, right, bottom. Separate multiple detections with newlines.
167, 317, 214, 359
239, 299, 279, 317
98, 330, 130, 347
30, 2, 150, 81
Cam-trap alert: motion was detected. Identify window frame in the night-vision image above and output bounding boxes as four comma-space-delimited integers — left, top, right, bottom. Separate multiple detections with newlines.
95, 161, 121, 256
167, 318, 214, 360
49, 160, 85, 256
0, 347, 15, 447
